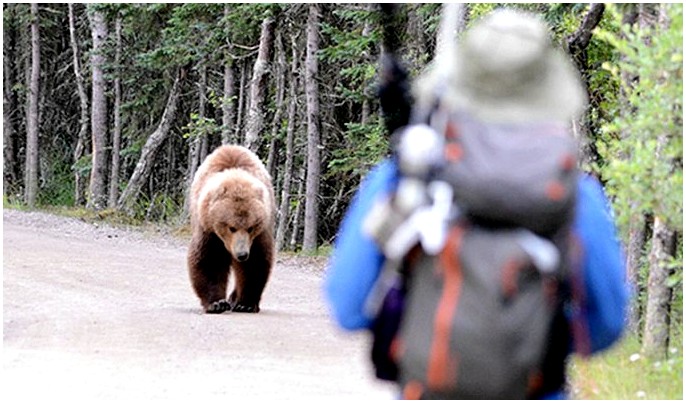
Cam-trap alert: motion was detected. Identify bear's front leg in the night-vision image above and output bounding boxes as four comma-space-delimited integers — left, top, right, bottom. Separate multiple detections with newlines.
228, 236, 273, 313
227, 273, 264, 312
188, 232, 232, 314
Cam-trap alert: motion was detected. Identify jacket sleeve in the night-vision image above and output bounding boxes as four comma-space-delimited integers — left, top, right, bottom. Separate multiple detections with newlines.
572, 175, 629, 354
324, 159, 399, 331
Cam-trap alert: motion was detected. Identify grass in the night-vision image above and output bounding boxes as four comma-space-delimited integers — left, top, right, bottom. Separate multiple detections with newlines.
301, 243, 334, 258
3, 193, 29, 211
568, 333, 683, 399
3, 202, 192, 240
44, 206, 141, 225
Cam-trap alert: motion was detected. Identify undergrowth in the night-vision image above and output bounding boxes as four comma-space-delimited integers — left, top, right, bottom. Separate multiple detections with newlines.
568, 333, 683, 399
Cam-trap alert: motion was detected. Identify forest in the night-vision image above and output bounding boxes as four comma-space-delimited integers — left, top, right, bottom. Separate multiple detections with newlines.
2, 3, 682, 368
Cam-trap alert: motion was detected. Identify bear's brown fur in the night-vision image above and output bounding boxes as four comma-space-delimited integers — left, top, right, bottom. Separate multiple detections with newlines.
187, 145, 275, 314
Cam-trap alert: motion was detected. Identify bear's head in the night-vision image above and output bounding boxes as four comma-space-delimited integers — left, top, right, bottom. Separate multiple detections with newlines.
198, 169, 270, 262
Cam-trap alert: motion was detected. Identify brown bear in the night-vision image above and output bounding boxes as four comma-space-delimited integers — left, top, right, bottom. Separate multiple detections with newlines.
187, 145, 275, 314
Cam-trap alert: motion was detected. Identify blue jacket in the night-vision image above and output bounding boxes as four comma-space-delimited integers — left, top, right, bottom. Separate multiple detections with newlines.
325, 158, 627, 355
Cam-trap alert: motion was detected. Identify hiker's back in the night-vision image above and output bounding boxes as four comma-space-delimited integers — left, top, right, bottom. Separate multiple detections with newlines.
325, 7, 627, 400
376, 115, 579, 399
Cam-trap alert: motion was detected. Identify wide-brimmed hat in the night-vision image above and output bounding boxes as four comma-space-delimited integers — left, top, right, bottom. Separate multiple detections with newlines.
415, 9, 587, 124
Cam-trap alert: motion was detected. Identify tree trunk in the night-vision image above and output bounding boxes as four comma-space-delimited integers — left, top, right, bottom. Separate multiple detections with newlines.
626, 213, 650, 334
199, 64, 209, 163
275, 35, 300, 251
642, 216, 677, 358
234, 61, 247, 144
118, 71, 184, 214
289, 166, 306, 251
3, 4, 18, 195
222, 61, 235, 145
24, 2, 40, 207
637, 4, 660, 30
244, 16, 275, 152
86, 6, 109, 210
184, 64, 208, 217
221, 5, 235, 145
266, 29, 286, 180
617, 4, 643, 334
360, 4, 374, 125
187, 140, 200, 208
303, 4, 321, 252
406, 3, 426, 71
68, 4, 90, 207
642, 5, 678, 355
108, 14, 123, 208
566, 3, 605, 170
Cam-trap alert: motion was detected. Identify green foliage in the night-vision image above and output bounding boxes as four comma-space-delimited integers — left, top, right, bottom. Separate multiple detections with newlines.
131, 3, 274, 73
468, 3, 499, 24
119, 135, 146, 160
667, 234, 683, 323
221, 3, 278, 48
143, 192, 183, 223
138, 4, 224, 68
327, 117, 388, 178
319, 4, 392, 194
113, 190, 183, 224
72, 154, 92, 177
320, 11, 378, 63
37, 155, 75, 207
182, 112, 222, 143
596, 4, 683, 234
320, 5, 380, 104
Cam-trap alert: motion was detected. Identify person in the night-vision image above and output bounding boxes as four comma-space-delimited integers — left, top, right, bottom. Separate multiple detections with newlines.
324, 8, 628, 399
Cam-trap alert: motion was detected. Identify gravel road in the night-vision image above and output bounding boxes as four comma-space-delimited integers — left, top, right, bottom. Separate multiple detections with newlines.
3, 209, 396, 400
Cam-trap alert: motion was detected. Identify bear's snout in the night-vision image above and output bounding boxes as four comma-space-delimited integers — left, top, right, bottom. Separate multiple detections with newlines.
235, 251, 249, 262
230, 233, 251, 262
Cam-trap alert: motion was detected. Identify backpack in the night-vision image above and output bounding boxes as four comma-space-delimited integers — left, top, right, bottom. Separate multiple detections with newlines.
364, 110, 580, 399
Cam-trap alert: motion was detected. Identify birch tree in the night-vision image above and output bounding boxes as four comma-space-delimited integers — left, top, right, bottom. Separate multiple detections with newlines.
184, 64, 209, 215
86, 6, 109, 210
244, 16, 276, 151
108, 14, 123, 208
644, 217, 678, 357
275, 35, 300, 251
565, 3, 606, 170
24, 3, 40, 207
265, 29, 286, 179
302, 4, 321, 252
68, 4, 90, 206
221, 5, 235, 145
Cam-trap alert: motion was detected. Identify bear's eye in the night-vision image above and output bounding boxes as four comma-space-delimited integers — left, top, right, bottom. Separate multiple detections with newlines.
247, 226, 254, 233
228, 226, 237, 233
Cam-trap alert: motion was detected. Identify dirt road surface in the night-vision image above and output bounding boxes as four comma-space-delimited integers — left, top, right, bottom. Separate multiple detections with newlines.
3, 209, 396, 400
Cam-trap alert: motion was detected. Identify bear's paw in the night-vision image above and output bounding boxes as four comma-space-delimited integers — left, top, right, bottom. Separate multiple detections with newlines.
231, 302, 260, 313
205, 299, 232, 314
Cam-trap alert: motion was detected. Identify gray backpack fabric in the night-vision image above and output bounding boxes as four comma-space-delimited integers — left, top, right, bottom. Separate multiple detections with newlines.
388, 114, 579, 399
436, 115, 578, 235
